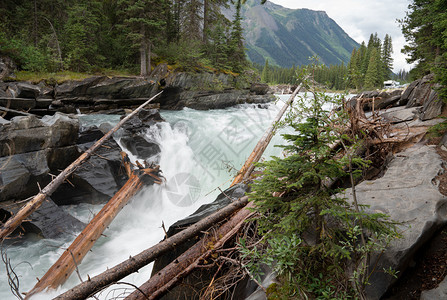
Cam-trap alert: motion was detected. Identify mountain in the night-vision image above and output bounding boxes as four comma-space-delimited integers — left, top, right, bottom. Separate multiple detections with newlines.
223, 0, 360, 67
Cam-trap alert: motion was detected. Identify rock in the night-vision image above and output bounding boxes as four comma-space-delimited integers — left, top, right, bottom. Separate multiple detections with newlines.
0, 113, 80, 203
379, 106, 417, 123
0, 156, 30, 201
419, 89, 443, 121
86, 77, 136, 96
0, 97, 36, 110
0, 56, 16, 79
0, 197, 85, 239
35, 98, 53, 109
406, 74, 434, 108
376, 94, 401, 109
120, 136, 160, 162
169, 183, 249, 229
250, 83, 270, 95
116, 78, 157, 99
400, 80, 420, 106
162, 89, 275, 110
27, 197, 85, 238
14, 82, 41, 99
0, 117, 10, 125
342, 145, 447, 300
420, 276, 447, 300
55, 76, 105, 99
65, 127, 128, 202
121, 109, 164, 133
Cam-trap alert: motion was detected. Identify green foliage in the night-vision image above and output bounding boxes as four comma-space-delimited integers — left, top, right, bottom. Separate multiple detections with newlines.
0, 0, 252, 76
347, 33, 394, 90
0, 32, 49, 72
241, 70, 399, 298
400, 0, 447, 100
427, 119, 447, 137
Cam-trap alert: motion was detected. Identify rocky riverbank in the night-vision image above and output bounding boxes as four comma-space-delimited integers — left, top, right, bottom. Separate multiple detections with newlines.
150, 74, 447, 299
0, 108, 163, 239
0, 64, 274, 117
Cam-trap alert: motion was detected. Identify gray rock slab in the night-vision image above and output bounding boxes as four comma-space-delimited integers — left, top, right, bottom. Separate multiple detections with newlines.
0, 156, 30, 201
420, 275, 447, 300
28, 197, 85, 239
420, 89, 443, 121
342, 145, 447, 299
379, 106, 418, 123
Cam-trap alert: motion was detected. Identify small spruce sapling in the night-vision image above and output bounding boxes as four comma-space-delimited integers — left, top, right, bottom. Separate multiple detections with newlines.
240, 67, 399, 299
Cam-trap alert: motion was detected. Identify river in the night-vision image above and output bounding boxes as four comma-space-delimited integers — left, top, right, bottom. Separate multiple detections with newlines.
0, 95, 297, 299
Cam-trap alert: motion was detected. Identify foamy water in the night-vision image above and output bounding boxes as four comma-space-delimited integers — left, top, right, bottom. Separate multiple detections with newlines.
1, 96, 297, 299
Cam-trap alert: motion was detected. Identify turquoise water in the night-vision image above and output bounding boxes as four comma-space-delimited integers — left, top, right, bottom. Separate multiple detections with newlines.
0, 96, 297, 299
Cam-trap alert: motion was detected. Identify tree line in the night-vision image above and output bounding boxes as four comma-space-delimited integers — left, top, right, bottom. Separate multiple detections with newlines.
400, 0, 447, 100
0, 0, 264, 75
259, 33, 411, 91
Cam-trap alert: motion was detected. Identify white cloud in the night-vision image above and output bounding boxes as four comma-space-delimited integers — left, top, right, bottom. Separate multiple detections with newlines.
269, 0, 413, 72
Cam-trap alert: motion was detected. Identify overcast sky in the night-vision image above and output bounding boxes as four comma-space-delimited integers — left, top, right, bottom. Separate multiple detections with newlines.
269, 0, 412, 72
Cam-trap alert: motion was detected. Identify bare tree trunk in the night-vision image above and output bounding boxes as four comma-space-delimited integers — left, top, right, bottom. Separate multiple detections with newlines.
0, 92, 163, 241
203, 0, 209, 43
231, 82, 304, 185
25, 153, 161, 299
147, 40, 151, 75
53, 196, 249, 300
125, 203, 255, 300
140, 44, 147, 76
33, 0, 38, 47
42, 16, 63, 70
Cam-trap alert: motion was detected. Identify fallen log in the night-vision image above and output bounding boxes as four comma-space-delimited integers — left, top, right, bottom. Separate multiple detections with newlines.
0, 91, 163, 241
25, 153, 161, 299
231, 82, 304, 185
0, 105, 36, 117
54, 83, 301, 299
125, 203, 255, 300
53, 196, 249, 300
124, 85, 305, 299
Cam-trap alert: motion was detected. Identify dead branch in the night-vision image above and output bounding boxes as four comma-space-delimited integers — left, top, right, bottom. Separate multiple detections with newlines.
124, 204, 255, 300
52, 196, 249, 300
25, 153, 161, 298
0, 91, 163, 241
231, 82, 305, 185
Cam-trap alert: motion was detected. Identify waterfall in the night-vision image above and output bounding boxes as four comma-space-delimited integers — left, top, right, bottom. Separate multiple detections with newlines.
0, 98, 294, 299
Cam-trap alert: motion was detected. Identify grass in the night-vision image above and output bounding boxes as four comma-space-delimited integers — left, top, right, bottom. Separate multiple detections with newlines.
12, 69, 137, 84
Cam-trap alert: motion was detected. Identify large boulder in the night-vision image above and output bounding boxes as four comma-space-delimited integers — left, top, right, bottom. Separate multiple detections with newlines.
159, 89, 275, 110
0, 113, 80, 202
55, 134, 127, 204
0, 56, 16, 79
55, 76, 105, 100
0, 197, 85, 239
342, 145, 447, 299
0, 113, 79, 157
418, 88, 444, 121
406, 74, 434, 108
400, 79, 420, 106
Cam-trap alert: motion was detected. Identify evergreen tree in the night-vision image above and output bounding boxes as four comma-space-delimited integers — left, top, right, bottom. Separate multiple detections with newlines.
364, 47, 381, 88
244, 72, 397, 298
63, 1, 102, 71
227, 0, 247, 73
119, 0, 167, 76
261, 59, 269, 83
381, 34, 393, 80
400, 0, 447, 99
